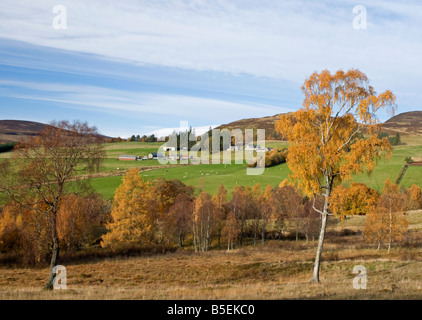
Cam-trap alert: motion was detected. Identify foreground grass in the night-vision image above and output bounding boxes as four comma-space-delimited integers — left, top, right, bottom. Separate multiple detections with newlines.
2, 209, 422, 300
1, 242, 422, 300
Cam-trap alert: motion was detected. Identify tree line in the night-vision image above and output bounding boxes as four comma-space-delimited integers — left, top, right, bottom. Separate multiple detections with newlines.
101, 169, 323, 252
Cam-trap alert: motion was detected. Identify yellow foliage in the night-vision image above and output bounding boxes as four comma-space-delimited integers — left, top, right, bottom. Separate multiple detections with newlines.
406, 184, 422, 210
101, 169, 157, 248
330, 183, 379, 220
275, 69, 395, 198
364, 180, 408, 250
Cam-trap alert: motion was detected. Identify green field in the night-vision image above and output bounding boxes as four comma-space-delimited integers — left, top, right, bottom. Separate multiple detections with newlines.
90, 162, 290, 200
87, 137, 422, 200
2, 138, 421, 200
101, 142, 164, 172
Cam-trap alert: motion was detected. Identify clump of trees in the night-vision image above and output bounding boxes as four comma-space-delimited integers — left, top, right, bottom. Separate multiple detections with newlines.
129, 134, 157, 142
265, 148, 288, 167
364, 180, 408, 251
406, 184, 422, 211
0, 142, 17, 154
0, 194, 108, 264
378, 132, 402, 146
101, 169, 323, 252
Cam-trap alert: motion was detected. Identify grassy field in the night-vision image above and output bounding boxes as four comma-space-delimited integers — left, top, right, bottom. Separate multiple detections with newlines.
1, 137, 421, 199
1, 210, 422, 300
91, 163, 290, 200
88, 137, 422, 200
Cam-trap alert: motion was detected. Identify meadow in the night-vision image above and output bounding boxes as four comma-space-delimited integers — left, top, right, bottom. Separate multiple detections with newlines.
1, 137, 421, 200
89, 136, 422, 200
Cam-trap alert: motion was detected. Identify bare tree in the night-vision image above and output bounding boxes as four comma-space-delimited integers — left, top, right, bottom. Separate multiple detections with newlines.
0, 121, 104, 290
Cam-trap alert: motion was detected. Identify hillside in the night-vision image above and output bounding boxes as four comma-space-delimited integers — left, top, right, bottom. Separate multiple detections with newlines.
382, 111, 422, 136
216, 113, 288, 140
0, 120, 110, 144
0, 120, 52, 144
215, 110, 422, 139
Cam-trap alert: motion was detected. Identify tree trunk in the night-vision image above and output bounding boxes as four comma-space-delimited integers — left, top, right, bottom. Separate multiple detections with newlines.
388, 208, 392, 253
45, 236, 60, 290
311, 212, 328, 283
261, 226, 265, 246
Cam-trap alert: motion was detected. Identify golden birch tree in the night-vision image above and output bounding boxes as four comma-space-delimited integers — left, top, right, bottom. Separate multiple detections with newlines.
275, 69, 395, 282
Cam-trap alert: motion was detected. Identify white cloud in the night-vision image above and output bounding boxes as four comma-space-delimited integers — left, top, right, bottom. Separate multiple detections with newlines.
0, 79, 290, 122
0, 0, 421, 88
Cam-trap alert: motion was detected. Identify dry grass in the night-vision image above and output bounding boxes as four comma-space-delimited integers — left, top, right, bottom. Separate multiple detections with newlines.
1, 235, 422, 300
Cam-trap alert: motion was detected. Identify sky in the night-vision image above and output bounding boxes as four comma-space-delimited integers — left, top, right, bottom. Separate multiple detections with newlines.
0, 0, 421, 138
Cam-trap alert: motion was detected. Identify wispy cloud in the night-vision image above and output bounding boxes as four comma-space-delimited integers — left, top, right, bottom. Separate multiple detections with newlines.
0, 79, 290, 122
1, 0, 421, 85
0, 0, 421, 137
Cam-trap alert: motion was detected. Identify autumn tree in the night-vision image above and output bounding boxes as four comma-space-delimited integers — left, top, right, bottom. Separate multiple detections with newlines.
406, 184, 422, 211
166, 193, 194, 248
212, 184, 228, 250
364, 180, 408, 251
330, 183, 379, 220
223, 211, 240, 251
270, 185, 288, 239
57, 193, 107, 251
192, 191, 215, 252
0, 202, 22, 254
153, 178, 194, 243
0, 194, 107, 262
251, 184, 262, 245
275, 69, 395, 282
281, 185, 305, 241
102, 169, 158, 248
260, 184, 274, 245
0, 121, 104, 289
229, 185, 253, 246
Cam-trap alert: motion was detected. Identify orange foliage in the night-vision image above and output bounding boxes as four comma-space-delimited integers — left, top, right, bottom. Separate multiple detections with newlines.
275, 69, 395, 198
57, 193, 107, 251
102, 169, 157, 248
330, 183, 379, 220
364, 180, 408, 251
406, 184, 422, 211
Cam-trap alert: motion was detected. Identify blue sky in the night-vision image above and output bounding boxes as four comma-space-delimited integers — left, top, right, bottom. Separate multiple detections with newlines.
0, 0, 421, 138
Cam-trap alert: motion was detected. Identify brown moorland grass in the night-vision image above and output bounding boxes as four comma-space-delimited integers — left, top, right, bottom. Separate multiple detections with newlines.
1, 233, 422, 300
1, 212, 422, 299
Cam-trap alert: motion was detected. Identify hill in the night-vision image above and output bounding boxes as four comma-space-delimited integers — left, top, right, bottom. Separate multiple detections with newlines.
0, 120, 52, 144
216, 113, 288, 140
382, 111, 422, 136
0, 120, 111, 144
215, 110, 422, 139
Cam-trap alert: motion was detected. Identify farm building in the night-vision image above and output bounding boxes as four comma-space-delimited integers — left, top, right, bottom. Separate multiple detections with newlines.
119, 155, 137, 161
148, 153, 164, 159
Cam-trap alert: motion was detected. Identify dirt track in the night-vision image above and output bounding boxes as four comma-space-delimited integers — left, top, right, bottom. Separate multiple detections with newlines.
71, 164, 185, 181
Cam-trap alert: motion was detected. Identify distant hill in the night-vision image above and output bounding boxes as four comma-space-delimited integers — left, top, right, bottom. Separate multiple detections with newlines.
216, 113, 288, 140
0, 120, 110, 144
215, 110, 422, 139
382, 111, 422, 136
0, 120, 52, 144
